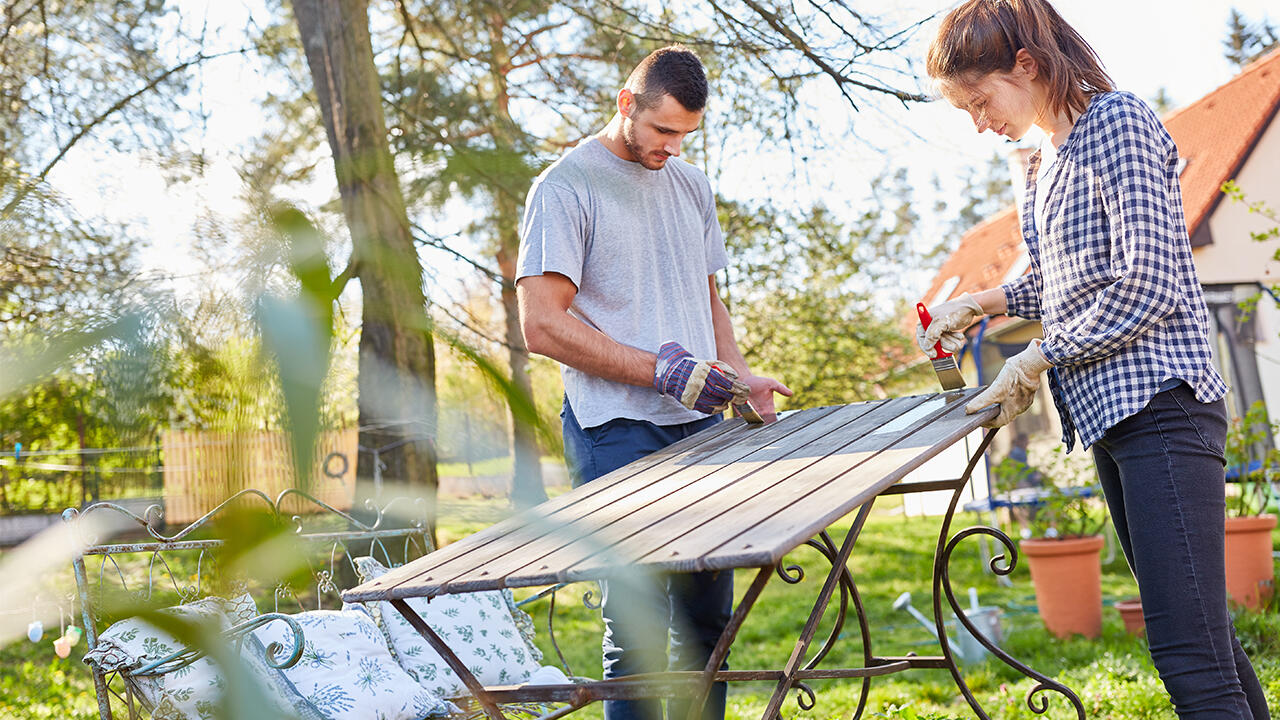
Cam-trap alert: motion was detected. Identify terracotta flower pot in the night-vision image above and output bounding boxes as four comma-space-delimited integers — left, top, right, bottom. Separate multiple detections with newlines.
1114, 597, 1145, 635
1224, 514, 1277, 610
1020, 535, 1104, 639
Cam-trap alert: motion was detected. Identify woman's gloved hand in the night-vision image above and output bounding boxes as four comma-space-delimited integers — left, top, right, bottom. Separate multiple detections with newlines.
965, 340, 1052, 428
916, 293, 984, 358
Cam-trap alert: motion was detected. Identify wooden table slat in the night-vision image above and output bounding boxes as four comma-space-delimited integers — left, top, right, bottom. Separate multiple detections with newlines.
563, 391, 982, 578
346, 415, 750, 599
697, 392, 990, 571
348, 391, 994, 604
425, 404, 873, 595
349, 408, 840, 600
440, 396, 932, 593
509, 396, 929, 588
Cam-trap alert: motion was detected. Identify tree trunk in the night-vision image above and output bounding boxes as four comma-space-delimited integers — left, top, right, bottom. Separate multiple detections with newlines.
487, 11, 545, 509
291, 0, 438, 544
496, 224, 546, 509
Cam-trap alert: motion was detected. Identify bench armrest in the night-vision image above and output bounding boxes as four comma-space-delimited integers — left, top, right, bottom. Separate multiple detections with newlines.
130, 613, 304, 677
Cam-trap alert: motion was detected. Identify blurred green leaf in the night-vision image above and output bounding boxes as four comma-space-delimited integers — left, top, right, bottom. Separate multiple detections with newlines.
431, 321, 554, 454
256, 296, 330, 492
256, 204, 337, 491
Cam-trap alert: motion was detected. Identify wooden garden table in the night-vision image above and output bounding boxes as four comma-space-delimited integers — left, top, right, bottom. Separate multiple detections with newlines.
344, 389, 1084, 720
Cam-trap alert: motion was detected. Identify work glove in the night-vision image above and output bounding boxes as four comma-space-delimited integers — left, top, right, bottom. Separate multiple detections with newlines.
965, 340, 1052, 428
653, 341, 751, 414
917, 293, 984, 359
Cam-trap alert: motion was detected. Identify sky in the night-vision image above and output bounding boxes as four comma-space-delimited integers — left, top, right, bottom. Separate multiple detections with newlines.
717, 0, 1280, 227
45, 0, 1280, 310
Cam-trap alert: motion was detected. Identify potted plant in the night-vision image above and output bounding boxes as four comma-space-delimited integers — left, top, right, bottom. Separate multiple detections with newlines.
1113, 597, 1145, 635
1223, 401, 1278, 610
994, 447, 1108, 639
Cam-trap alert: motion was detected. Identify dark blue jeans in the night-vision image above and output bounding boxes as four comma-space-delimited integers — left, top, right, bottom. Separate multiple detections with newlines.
562, 399, 733, 720
1092, 384, 1269, 720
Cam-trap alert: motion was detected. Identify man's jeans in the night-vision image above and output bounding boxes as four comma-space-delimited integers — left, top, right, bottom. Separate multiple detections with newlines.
1092, 383, 1270, 720
562, 398, 733, 720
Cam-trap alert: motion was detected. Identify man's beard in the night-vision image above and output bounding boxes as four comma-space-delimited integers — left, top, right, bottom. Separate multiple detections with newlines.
622, 118, 667, 170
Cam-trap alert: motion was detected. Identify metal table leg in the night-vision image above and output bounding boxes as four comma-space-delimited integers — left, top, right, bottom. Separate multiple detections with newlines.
390, 598, 505, 720
929, 430, 1086, 720
760, 501, 876, 720
683, 565, 774, 720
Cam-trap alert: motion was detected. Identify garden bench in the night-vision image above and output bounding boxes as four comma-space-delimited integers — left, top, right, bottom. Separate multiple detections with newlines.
65, 488, 570, 720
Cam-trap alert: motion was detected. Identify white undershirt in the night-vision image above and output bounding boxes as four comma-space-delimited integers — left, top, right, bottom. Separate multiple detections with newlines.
1033, 140, 1060, 236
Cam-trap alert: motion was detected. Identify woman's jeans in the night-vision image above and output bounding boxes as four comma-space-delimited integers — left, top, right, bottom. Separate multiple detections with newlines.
1092, 384, 1270, 719
562, 398, 733, 720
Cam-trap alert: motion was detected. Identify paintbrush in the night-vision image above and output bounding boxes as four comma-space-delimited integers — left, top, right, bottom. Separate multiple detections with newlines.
915, 302, 967, 390
733, 399, 768, 424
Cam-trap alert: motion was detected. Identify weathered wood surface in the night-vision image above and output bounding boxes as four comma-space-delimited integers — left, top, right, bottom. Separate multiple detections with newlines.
345, 390, 993, 603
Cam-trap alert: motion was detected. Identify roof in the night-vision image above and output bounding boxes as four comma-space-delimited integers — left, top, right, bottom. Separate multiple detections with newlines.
1166, 48, 1280, 240
922, 206, 1022, 309
919, 47, 1280, 316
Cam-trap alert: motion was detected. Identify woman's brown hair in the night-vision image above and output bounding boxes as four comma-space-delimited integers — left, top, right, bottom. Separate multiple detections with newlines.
926, 0, 1114, 117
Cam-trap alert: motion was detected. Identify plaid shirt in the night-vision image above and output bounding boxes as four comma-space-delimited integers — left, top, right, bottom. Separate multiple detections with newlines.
1002, 91, 1227, 451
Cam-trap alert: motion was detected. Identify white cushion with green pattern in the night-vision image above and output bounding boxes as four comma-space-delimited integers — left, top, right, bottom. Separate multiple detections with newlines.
252, 607, 455, 719
83, 597, 305, 720
351, 556, 545, 698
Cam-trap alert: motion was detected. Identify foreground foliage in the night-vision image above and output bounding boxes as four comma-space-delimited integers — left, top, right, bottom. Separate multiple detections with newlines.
2, 498, 1277, 719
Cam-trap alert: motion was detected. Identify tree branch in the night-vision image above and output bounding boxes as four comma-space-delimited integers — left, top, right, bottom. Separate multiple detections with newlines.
2, 47, 252, 218
733, 0, 927, 107
506, 18, 568, 64
506, 51, 606, 72
412, 225, 507, 288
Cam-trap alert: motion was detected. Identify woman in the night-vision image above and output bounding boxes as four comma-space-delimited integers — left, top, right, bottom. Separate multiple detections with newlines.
919, 1, 1271, 718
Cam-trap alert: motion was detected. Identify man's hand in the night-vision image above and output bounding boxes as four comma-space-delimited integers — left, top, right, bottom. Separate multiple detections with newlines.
917, 293, 984, 359
736, 373, 793, 421
965, 340, 1052, 428
654, 342, 751, 414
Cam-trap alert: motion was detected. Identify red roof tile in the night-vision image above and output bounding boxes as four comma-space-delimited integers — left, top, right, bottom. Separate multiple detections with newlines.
919, 207, 1021, 310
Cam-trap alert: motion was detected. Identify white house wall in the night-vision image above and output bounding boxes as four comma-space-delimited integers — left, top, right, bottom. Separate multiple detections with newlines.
1256, 298, 1280, 424
1193, 110, 1280, 420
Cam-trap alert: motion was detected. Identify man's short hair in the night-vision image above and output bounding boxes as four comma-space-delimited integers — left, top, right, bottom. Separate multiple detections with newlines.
625, 45, 708, 113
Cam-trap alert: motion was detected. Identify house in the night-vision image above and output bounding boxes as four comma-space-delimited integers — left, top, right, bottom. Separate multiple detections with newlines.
919, 48, 1280, 460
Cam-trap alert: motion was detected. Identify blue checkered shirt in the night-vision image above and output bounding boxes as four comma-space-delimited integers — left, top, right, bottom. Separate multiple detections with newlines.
1001, 91, 1227, 451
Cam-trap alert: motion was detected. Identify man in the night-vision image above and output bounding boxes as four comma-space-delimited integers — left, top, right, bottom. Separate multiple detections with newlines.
516, 46, 791, 720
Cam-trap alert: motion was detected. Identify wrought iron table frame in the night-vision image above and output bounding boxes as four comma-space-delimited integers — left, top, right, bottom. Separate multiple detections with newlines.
377, 425, 1086, 720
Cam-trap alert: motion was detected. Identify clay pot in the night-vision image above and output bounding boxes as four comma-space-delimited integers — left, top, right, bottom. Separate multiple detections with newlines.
1114, 597, 1145, 635
1224, 514, 1277, 610
1020, 535, 1105, 639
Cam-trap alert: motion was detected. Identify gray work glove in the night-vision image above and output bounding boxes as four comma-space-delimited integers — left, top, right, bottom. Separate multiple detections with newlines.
917, 293, 984, 359
965, 340, 1052, 428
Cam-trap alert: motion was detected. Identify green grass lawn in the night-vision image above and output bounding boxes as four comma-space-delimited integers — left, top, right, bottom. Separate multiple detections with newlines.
2, 495, 1277, 719
437, 455, 567, 479
438, 456, 522, 478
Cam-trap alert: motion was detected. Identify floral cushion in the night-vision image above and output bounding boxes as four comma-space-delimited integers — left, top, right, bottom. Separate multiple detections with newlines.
83, 598, 305, 720
252, 607, 454, 719
352, 556, 545, 698
220, 592, 259, 625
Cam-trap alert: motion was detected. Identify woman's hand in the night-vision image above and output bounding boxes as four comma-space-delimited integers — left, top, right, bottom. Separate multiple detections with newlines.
965, 340, 1052, 427
917, 293, 985, 358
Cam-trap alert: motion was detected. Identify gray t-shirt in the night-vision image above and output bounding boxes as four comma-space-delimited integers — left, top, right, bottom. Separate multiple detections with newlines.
517, 138, 730, 429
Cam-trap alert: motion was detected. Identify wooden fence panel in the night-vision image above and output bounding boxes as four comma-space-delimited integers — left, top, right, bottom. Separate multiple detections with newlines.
162, 429, 358, 525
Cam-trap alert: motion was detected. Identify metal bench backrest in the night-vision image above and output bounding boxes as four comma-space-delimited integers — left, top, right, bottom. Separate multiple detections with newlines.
64, 488, 434, 720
